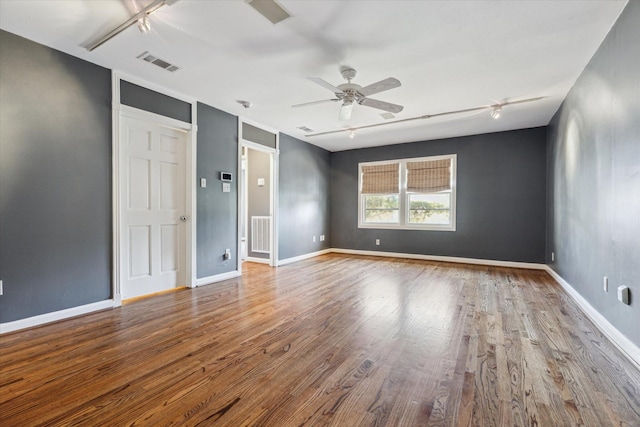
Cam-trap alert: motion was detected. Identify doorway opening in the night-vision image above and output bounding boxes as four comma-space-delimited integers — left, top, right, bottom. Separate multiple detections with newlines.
238, 120, 278, 270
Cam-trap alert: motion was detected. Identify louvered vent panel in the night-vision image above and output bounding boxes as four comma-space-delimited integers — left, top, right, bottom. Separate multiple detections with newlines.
251, 216, 271, 254
137, 52, 181, 73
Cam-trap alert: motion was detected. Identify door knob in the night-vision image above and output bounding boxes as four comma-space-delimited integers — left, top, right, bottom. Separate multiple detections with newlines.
180, 215, 188, 221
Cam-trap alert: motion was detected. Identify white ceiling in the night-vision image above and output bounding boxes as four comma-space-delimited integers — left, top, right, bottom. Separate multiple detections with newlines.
0, 0, 627, 151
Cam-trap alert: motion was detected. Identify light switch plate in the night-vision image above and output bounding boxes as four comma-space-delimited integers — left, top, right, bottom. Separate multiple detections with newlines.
222, 182, 230, 192
200, 178, 207, 188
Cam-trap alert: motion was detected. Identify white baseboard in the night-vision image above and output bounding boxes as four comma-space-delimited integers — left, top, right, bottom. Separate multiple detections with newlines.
0, 299, 115, 335
277, 249, 332, 266
544, 266, 640, 369
195, 270, 241, 287
330, 248, 547, 270
245, 257, 270, 265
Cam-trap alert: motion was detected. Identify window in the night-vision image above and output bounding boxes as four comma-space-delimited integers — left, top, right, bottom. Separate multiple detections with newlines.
358, 154, 456, 231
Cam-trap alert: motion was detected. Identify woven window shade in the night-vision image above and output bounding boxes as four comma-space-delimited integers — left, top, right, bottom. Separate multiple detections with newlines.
407, 159, 451, 193
361, 163, 399, 194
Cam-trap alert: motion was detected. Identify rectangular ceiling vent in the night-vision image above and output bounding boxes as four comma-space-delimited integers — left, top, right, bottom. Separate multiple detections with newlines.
137, 51, 181, 73
297, 126, 314, 132
247, 0, 291, 25
380, 112, 396, 120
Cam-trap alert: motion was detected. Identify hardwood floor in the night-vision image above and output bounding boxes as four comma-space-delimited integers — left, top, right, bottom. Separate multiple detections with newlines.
1, 254, 639, 426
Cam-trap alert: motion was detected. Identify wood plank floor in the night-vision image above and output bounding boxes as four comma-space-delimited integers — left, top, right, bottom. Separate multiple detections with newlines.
1, 254, 639, 426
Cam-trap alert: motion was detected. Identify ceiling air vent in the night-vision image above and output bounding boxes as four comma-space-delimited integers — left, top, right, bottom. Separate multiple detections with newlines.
247, 0, 291, 24
137, 51, 181, 72
297, 126, 314, 132
380, 112, 396, 120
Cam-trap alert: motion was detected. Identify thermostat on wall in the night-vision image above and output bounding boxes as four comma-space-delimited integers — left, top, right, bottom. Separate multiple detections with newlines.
220, 172, 233, 182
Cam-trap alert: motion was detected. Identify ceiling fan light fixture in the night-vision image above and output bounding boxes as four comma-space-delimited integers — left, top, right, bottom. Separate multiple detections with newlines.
137, 15, 151, 33
490, 105, 502, 119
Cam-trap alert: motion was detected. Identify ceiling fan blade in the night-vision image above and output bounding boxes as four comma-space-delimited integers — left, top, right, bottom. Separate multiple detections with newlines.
339, 102, 354, 121
359, 97, 404, 114
308, 77, 343, 94
292, 99, 339, 108
359, 77, 401, 97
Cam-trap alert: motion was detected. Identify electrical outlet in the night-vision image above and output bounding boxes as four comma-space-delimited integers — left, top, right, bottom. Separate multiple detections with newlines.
617, 285, 630, 305
313, 236, 316, 242
375, 239, 380, 246
551, 252, 555, 262
320, 235, 325, 241
0, 280, 3, 296
603, 276, 608, 292
200, 178, 207, 188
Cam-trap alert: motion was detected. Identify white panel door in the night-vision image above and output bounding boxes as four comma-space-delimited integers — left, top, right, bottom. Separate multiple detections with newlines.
120, 116, 187, 300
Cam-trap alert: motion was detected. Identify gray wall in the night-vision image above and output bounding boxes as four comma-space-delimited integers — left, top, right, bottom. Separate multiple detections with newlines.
331, 128, 547, 263
546, 1, 639, 348
196, 102, 238, 277
278, 134, 331, 260
121, 81, 191, 123
247, 148, 271, 260
0, 30, 112, 322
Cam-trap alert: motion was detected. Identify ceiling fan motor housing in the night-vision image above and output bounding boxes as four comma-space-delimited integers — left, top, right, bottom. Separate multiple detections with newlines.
340, 67, 358, 81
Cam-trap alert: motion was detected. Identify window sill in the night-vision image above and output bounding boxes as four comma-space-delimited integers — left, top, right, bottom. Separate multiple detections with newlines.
358, 223, 456, 232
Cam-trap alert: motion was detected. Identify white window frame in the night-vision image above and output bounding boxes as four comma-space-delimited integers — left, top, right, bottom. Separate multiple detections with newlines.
357, 154, 457, 231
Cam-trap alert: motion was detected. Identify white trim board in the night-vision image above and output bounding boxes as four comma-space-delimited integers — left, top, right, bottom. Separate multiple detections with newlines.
195, 270, 241, 287
330, 248, 547, 270
544, 266, 640, 369
277, 249, 332, 266
245, 257, 271, 265
0, 300, 114, 334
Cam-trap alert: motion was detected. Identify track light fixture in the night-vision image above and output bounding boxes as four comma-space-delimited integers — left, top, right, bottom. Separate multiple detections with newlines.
490, 105, 502, 119
305, 97, 546, 138
137, 15, 151, 33
88, 0, 180, 51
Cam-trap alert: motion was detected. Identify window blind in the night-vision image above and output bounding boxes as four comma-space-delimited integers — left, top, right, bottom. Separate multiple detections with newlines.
361, 163, 399, 194
407, 159, 451, 193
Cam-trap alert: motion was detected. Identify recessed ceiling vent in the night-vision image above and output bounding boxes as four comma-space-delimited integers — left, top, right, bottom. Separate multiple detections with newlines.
297, 126, 314, 132
247, 0, 291, 24
380, 112, 396, 120
137, 51, 181, 72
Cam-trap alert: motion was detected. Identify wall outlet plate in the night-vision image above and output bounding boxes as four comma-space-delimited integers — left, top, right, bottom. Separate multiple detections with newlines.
603, 276, 608, 292
617, 285, 630, 305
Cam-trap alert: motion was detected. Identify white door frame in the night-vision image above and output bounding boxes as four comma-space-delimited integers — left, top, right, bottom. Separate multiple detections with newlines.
237, 118, 279, 271
112, 72, 197, 306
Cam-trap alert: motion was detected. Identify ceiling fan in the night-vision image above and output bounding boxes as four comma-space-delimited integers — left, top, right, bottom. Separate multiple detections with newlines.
293, 67, 404, 121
